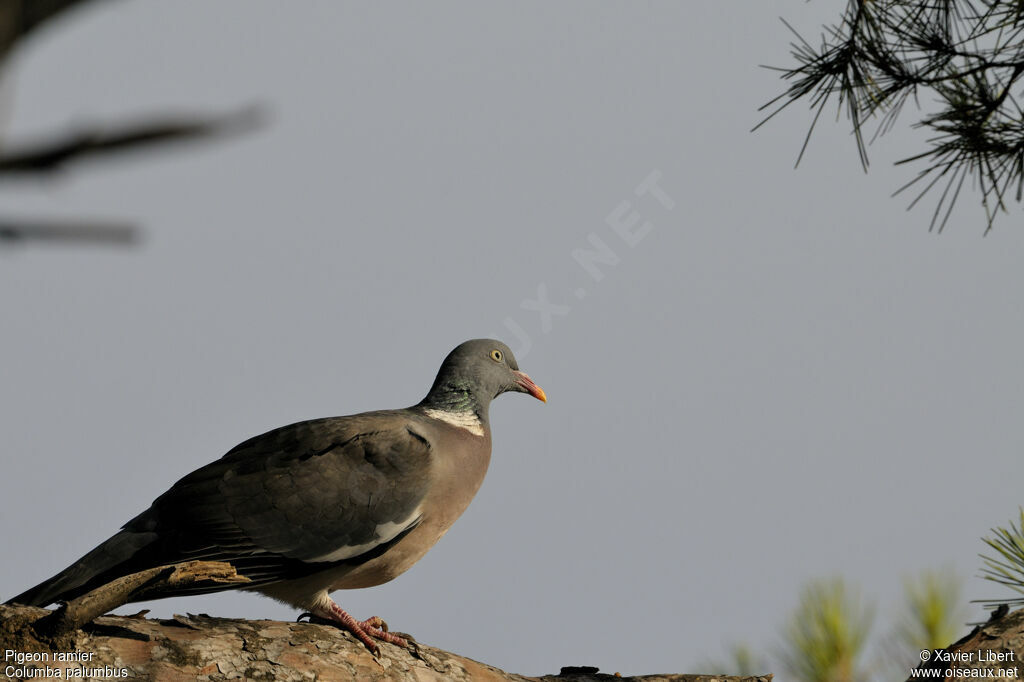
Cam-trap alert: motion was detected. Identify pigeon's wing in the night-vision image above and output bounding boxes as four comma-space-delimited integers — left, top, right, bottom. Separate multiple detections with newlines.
6, 412, 436, 606
133, 411, 434, 582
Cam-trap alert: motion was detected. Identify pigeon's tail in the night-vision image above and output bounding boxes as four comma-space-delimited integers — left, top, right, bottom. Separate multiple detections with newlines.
5, 529, 158, 607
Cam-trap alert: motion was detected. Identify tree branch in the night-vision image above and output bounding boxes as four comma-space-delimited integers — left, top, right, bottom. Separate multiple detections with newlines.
0, 106, 263, 174
0, 0, 110, 58
0, 602, 771, 682
0, 218, 138, 245
30, 561, 251, 638
907, 606, 1024, 681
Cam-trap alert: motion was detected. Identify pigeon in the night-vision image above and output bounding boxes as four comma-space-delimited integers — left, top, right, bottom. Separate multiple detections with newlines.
7, 339, 546, 654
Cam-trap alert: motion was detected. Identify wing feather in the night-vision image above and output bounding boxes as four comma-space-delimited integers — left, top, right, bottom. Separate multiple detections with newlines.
131, 412, 432, 578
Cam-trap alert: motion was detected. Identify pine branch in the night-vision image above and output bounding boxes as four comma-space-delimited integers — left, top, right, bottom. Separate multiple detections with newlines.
979, 508, 1024, 607
761, 0, 1024, 233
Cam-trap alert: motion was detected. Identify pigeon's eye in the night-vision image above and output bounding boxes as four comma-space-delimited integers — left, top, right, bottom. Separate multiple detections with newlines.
490, 349, 503, 363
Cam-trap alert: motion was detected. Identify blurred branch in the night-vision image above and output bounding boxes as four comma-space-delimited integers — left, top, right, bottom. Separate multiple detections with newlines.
0, 217, 137, 245
0, 1, 265, 248
0, 106, 264, 174
0, 0, 108, 58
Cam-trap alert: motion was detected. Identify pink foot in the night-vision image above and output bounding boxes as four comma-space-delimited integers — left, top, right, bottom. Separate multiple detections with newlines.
312, 601, 408, 655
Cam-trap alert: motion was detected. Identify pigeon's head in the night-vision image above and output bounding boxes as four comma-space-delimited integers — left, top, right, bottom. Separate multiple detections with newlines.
423, 339, 546, 412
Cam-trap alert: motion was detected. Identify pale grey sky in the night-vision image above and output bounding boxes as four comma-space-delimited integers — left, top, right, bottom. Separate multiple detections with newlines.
3, 2, 1023, 677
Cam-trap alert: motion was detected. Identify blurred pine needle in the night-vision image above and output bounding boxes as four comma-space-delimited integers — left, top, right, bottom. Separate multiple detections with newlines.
896, 569, 964, 651
779, 577, 874, 682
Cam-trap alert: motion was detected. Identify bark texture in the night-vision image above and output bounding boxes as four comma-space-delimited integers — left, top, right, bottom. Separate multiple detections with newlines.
34, 561, 252, 638
0, 604, 770, 682
907, 606, 1024, 681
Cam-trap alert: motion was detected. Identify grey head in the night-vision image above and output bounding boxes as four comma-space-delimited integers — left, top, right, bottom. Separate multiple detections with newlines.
419, 339, 546, 421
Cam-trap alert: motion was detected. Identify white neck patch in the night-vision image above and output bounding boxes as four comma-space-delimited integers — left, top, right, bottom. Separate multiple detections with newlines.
423, 408, 485, 437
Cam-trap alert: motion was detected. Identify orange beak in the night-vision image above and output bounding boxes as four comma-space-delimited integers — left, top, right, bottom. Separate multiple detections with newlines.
513, 371, 547, 403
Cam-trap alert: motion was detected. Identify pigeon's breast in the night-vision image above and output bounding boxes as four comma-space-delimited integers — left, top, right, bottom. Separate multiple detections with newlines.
326, 425, 492, 590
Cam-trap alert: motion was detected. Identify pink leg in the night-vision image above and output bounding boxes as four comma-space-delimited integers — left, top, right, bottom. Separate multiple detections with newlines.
311, 600, 408, 655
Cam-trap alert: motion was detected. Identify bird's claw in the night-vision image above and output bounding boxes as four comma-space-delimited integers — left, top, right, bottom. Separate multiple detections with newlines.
361, 616, 388, 632
357, 617, 407, 648
312, 603, 409, 655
